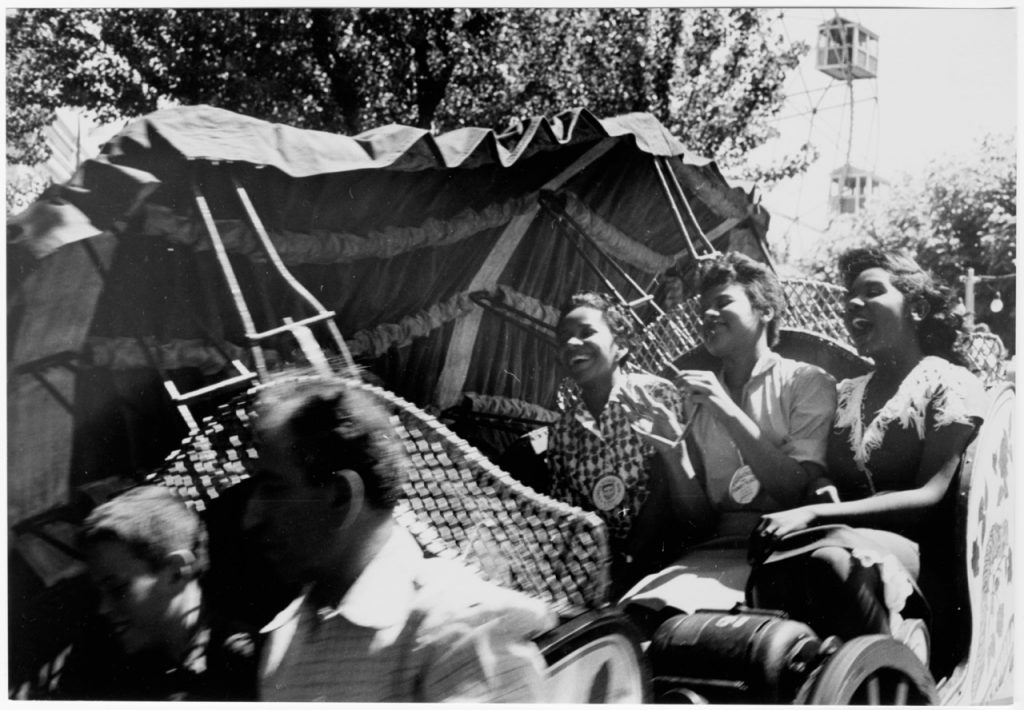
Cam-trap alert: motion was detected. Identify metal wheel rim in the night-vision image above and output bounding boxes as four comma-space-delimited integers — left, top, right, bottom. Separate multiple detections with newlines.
802, 634, 938, 705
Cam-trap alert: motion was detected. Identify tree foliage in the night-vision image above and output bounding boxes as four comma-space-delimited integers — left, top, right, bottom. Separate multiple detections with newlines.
798, 134, 1016, 342
5, 168, 50, 214
6, 9, 106, 164
7, 8, 806, 172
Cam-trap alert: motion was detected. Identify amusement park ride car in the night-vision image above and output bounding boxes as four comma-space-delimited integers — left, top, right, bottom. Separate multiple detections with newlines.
148, 314, 1014, 705
8, 106, 1013, 703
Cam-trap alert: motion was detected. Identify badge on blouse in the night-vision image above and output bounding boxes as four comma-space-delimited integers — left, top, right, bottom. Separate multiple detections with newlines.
592, 475, 627, 511
728, 465, 760, 505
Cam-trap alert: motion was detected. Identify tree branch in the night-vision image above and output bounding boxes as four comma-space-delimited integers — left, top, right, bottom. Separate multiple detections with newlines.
309, 9, 363, 134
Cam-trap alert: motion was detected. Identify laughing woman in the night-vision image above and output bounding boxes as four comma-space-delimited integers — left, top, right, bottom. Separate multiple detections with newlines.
677, 253, 839, 537
621, 253, 837, 615
748, 248, 987, 670
548, 292, 713, 594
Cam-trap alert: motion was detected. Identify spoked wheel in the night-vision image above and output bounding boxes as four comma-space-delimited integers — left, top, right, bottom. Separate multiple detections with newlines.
798, 635, 938, 705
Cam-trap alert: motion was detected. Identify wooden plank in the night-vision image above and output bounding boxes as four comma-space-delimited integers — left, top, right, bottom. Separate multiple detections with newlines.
433, 206, 539, 409
431, 140, 619, 408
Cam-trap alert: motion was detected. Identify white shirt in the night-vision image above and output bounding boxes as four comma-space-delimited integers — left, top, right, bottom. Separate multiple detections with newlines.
259, 525, 555, 702
686, 351, 837, 536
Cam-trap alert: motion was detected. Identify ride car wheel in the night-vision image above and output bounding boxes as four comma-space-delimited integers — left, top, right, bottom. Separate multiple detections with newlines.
798, 635, 938, 705
537, 609, 652, 703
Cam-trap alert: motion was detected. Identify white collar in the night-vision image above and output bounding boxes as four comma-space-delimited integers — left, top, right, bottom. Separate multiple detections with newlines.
573, 370, 631, 433
716, 349, 781, 390
260, 525, 422, 633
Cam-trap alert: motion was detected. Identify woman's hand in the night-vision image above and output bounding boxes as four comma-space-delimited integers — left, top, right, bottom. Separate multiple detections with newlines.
756, 506, 820, 541
675, 370, 737, 419
619, 385, 685, 454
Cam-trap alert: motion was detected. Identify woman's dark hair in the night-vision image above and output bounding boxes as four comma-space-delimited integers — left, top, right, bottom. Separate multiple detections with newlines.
255, 376, 410, 509
837, 247, 967, 365
558, 292, 637, 364
697, 253, 787, 347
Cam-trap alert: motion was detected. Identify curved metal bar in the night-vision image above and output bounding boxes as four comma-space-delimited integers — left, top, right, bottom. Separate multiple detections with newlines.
660, 156, 718, 255
653, 157, 702, 263
538, 191, 664, 327
190, 170, 267, 378
230, 173, 356, 374
469, 291, 559, 350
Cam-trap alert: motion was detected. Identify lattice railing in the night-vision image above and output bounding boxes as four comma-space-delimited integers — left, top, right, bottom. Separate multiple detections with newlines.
153, 379, 610, 618
626, 279, 1009, 395
962, 331, 1009, 388
371, 383, 609, 616
779, 278, 849, 344
630, 278, 850, 376
631, 300, 704, 375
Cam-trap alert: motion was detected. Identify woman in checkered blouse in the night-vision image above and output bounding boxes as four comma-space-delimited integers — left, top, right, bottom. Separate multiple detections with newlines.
548, 292, 713, 594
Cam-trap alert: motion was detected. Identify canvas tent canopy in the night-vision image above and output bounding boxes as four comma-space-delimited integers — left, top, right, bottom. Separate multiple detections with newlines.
8, 104, 770, 526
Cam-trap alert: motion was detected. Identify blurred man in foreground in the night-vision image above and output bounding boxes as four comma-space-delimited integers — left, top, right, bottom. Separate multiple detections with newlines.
245, 375, 555, 702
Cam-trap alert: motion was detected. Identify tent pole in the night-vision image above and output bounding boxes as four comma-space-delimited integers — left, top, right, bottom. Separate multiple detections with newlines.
231, 175, 356, 375
433, 141, 622, 408
190, 172, 268, 379
653, 158, 702, 263
650, 157, 722, 346
660, 157, 718, 254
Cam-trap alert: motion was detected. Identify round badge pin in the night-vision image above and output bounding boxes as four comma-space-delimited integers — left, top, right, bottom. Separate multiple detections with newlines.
592, 474, 627, 511
728, 464, 760, 505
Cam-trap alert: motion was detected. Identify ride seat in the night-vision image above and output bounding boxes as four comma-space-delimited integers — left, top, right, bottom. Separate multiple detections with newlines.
154, 378, 614, 618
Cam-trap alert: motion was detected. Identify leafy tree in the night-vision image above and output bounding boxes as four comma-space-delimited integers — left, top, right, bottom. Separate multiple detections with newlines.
5, 167, 50, 213
7, 8, 806, 174
798, 134, 1016, 346
476, 8, 809, 176
6, 9, 105, 165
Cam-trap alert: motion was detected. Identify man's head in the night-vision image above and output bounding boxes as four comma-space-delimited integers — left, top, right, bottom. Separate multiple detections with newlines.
79, 485, 206, 657
244, 376, 410, 583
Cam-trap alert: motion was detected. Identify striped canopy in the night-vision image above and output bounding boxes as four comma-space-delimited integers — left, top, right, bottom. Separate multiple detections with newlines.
7, 104, 770, 524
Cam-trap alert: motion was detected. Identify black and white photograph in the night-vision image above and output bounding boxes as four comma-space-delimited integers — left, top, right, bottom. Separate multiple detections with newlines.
6, 6, 1017, 704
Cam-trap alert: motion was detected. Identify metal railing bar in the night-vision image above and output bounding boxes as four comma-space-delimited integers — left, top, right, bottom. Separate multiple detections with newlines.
660, 156, 718, 255
249, 312, 338, 341
191, 170, 267, 378
164, 361, 257, 404
231, 174, 355, 374
653, 158, 701, 263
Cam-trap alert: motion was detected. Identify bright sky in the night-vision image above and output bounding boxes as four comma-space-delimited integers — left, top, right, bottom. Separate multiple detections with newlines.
745, 7, 1018, 256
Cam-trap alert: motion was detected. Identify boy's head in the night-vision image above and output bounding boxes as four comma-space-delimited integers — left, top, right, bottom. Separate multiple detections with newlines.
80, 485, 206, 656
